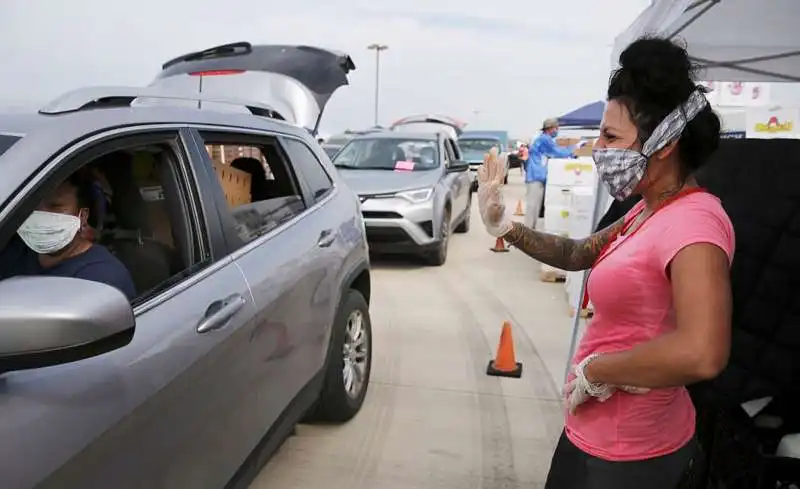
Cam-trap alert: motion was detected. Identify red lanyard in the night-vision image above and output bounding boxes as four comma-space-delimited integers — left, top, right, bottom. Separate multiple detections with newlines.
580, 187, 708, 309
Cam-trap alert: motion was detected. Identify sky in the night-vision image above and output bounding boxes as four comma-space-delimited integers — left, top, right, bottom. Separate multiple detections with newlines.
0, 0, 651, 138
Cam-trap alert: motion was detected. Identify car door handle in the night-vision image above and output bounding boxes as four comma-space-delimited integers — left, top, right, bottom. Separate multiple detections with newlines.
196, 293, 246, 334
317, 229, 337, 248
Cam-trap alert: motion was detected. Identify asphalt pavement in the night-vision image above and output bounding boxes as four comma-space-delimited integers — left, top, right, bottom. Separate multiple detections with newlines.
249, 173, 580, 489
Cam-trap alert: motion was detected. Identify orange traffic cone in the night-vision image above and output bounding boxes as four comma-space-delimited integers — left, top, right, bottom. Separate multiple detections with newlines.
490, 237, 510, 253
486, 321, 523, 378
513, 199, 525, 216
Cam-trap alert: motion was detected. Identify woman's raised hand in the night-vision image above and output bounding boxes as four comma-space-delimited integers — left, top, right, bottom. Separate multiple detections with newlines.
477, 148, 513, 237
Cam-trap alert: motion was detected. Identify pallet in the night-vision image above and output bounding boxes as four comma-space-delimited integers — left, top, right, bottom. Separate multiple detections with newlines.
540, 270, 566, 283
568, 306, 594, 319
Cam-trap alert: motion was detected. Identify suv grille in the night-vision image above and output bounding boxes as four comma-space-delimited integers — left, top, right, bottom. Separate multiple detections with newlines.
362, 211, 403, 219
365, 228, 413, 243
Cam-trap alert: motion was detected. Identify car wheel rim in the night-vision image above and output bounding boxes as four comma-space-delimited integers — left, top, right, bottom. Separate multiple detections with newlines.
342, 310, 368, 398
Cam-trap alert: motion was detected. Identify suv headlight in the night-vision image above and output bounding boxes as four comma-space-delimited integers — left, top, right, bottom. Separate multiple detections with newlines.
396, 187, 434, 204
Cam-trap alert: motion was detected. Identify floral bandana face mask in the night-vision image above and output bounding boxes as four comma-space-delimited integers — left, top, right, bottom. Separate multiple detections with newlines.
592, 90, 710, 201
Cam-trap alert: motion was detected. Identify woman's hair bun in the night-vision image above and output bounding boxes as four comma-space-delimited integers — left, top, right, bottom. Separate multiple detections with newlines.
608, 36, 720, 174
615, 37, 697, 107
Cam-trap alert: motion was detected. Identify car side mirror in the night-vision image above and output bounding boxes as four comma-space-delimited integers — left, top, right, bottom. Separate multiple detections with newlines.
447, 160, 470, 173
0, 276, 135, 373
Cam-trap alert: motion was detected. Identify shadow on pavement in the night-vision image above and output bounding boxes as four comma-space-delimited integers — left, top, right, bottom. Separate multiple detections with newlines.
368, 252, 427, 270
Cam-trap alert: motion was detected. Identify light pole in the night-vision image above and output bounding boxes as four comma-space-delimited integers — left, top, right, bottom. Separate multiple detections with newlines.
472, 109, 481, 127
367, 43, 388, 127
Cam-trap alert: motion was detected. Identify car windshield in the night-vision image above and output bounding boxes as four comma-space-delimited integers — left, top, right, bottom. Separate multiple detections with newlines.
333, 137, 439, 171
325, 136, 350, 145
322, 146, 340, 158
0, 134, 21, 158
459, 138, 500, 152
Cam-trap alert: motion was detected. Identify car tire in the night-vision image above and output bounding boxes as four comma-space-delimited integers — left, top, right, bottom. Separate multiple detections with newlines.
306, 289, 372, 423
454, 196, 471, 234
425, 208, 450, 266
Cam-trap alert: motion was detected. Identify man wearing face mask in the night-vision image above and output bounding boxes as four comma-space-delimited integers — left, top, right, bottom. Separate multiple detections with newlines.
0, 171, 136, 300
523, 118, 579, 229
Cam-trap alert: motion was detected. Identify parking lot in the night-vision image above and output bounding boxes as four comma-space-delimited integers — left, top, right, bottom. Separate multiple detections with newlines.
250, 173, 577, 488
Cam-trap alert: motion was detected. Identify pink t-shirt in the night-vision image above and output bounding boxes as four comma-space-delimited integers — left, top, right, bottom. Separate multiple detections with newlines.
564, 191, 735, 461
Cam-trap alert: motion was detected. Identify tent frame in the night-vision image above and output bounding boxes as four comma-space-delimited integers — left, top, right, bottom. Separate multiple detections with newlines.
666, 0, 800, 82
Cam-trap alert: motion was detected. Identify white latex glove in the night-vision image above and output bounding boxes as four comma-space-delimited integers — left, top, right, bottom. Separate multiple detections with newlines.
477, 148, 513, 237
563, 353, 651, 415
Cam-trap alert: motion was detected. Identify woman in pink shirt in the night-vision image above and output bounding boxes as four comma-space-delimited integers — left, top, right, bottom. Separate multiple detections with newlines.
477, 37, 735, 488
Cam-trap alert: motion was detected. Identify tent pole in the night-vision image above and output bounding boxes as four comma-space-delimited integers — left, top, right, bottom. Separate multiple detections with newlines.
667, 0, 718, 38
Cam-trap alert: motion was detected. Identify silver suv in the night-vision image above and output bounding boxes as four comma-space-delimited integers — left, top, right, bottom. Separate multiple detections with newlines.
332, 120, 472, 266
0, 42, 372, 489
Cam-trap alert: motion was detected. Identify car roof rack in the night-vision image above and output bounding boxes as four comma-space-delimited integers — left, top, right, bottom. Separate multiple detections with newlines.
38, 86, 286, 120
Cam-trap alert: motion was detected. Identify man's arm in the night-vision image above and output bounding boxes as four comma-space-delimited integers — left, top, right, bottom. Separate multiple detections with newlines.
542, 137, 576, 158
502, 218, 624, 271
77, 262, 137, 301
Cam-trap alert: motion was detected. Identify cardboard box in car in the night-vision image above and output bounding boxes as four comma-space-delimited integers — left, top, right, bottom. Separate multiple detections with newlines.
212, 161, 252, 208
547, 157, 596, 188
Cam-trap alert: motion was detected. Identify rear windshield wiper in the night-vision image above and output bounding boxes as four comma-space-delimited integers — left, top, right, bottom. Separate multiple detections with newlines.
162, 42, 252, 69
333, 163, 361, 169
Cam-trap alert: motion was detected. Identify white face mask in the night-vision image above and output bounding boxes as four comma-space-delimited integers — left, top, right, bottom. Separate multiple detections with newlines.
17, 210, 82, 255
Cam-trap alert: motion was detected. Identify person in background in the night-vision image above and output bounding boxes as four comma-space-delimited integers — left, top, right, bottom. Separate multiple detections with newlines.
0, 171, 136, 300
517, 143, 529, 177
478, 36, 733, 488
523, 119, 579, 229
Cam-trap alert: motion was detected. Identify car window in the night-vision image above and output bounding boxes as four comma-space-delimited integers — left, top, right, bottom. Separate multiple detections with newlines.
449, 139, 462, 160
281, 138, 333, 203
332, 137, 440, 171
0, 134, 21, 157
199, 133, 307, 248
0, 134, 210, 306
459, 138, 500, 153
443, 140, 456, 162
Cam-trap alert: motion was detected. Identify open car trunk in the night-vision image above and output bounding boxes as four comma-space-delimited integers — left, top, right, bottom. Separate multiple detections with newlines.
389, 114, 466, 138
149, 42, 356, 134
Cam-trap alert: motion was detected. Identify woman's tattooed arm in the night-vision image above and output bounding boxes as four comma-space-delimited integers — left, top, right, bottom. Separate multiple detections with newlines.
501, 218, 625, 271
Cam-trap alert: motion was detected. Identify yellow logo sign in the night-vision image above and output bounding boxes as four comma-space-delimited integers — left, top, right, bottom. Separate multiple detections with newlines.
564, 163, 594, 175
754, 116, 793, 133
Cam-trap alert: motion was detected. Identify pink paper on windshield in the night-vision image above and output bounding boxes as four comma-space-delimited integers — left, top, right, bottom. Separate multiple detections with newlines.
394, 160, 415, 172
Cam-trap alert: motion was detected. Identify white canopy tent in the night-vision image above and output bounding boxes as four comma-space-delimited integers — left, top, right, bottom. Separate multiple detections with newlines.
564, 0, 800, 382
611, 0, 800, 82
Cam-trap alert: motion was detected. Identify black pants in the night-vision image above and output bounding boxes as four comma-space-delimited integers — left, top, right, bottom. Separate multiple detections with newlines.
544, 431, 698, 489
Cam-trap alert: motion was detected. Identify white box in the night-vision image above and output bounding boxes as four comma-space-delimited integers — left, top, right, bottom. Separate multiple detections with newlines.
547, 157, 597, 187
544, 183, 573, 208
565, 270, 594, 312
568, 186, 597, 239
565, 271, 583, 307
544, 204, 571, 236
